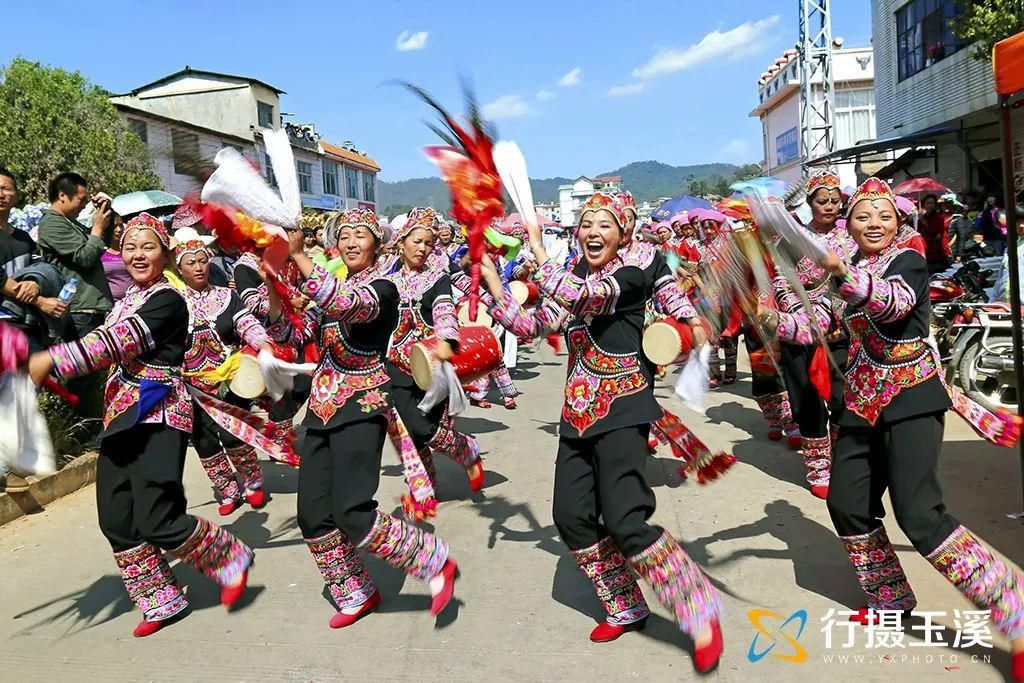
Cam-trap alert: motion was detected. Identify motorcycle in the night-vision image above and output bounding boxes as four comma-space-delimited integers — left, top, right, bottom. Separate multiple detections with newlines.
944, 302, 1019, 413
929, 260, 991, 360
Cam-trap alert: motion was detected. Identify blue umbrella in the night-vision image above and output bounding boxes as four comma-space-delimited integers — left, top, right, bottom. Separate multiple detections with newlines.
651, 195, 712, 221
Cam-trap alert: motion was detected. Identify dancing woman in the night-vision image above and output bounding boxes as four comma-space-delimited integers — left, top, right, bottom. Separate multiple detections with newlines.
274, 208, 458, 628
27, 213, 253, 637
480, 193, 724, 673
385, 207, 484, 491
174, 229, 273, 516
773, 170, 855, 498
764, 178, 1024, 679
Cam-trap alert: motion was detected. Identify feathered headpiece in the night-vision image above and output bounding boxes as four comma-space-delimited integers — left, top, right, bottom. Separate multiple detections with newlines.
121, 212, 170, 250
171, 227, 216, 264
805, 169, 842, 197
579, 192, 628, 230
845, 177, 897, 217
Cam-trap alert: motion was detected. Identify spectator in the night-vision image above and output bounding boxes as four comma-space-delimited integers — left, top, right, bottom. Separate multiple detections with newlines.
944, 194, 974, 262
100, 213, 132, 301
976, 195, 1005, 256
303, 228, 323, 258
36, 172, 113, 338
918, 193, 951, 272
991, 204, 1024, 303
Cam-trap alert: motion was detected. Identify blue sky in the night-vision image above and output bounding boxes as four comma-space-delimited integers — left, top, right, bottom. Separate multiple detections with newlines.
2, 0, 871, 181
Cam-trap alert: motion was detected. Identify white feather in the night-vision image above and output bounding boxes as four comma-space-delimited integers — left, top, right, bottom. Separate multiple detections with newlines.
261, 127, 302, 227
494, 141, 537, 229
201, 147, 292, 235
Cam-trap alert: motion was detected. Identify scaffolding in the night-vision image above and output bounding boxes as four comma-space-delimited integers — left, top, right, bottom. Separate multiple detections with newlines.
799, 0, 836, 168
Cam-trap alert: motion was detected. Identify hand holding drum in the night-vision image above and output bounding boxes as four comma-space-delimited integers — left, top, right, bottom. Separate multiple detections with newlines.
642, 318, 712, 366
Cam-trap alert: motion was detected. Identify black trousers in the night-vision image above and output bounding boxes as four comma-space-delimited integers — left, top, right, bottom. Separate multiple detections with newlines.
744, 330, 785, 398
780, 341, 848, 438
191, 393, 250, 458
552, 425, 662, 556
827, 412, 960, 555
390, 381, 445, 450
297, 417, 386, 543
96, 425, 197, 552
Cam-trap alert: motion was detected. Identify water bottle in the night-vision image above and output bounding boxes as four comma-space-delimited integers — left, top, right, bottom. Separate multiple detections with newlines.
58, 278, 78, 304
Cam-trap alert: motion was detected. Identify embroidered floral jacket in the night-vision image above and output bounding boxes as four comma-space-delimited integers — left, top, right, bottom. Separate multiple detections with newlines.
183, 285, 271, 396
272, 264, 398, 431
489, 248, 696, 438
49, 280, 192, 436
231, 252, 269, 322
776, 246, 951, 427
384, 263, 459, 388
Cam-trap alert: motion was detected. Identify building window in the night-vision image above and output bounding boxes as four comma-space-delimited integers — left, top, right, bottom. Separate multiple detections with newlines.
127, 118, 148, 143
362, 172, 375, 203
171, 130, 200, 175
257, 101, 275, 128
834, 88, 877, 149
345, 166, 359, 198
322, 161, 339, 196
264, 152, 276, 187
297, 161, 313, 194
896, 0, 967, 81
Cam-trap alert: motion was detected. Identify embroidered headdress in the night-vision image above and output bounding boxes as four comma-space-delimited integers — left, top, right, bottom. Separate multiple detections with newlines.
845, 177, 897, 217
578, 192, 628, 230
805, 169, 842, 197
121, 212, 170, 250
171, 227, 216, 264
399, 207, 442, 241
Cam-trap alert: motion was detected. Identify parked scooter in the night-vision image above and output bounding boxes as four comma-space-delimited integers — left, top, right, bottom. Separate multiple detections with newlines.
944, 302, 1019, 412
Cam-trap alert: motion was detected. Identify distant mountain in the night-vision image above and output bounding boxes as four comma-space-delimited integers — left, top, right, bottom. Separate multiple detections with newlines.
379, 160, 749, 215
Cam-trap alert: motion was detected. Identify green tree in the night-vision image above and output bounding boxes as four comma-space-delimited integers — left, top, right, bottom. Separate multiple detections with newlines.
686, 174, 708, 197
0, 58, 160, 203
951, 0, 1024, 61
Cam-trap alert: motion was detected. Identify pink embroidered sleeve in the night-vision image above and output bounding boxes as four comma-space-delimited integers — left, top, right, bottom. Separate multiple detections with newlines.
301, 264, 380, 324
490, 290, 567, 339
533, 259, 620, 317
233, 308, 272, 349
50, 315, 155, 379
837, 265, 916, 323
775, 304, 829, 345
653, 273, 696, 320
431, 289, 459, 344
773, 274, 801, 313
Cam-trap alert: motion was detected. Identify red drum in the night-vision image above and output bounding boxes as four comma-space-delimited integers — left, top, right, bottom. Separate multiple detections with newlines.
509, 280, 540, 307
642, 317, 709, 366
411, 326, 502, 390
457, 300, 493, 328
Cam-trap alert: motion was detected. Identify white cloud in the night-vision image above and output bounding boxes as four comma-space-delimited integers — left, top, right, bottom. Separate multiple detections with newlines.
395, 30, 429, 51
481, 95, 533, 120
558, 67, 582, 87
536, 89, 554, 101
714, 138, 751, 163
607, 82, 647, 97
631, 15, 780, 80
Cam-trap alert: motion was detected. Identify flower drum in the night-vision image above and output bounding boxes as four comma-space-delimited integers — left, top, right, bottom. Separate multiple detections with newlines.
411, 326, 502, 390
509, 280, 540, 307
642, 317, 709, 366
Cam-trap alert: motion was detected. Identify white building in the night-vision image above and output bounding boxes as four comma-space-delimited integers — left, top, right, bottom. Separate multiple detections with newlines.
750, 45, 877, 188
535, 202, 561, 224
557, 176, 623, 227
110, 67, 379, 211
812, 0, 1022, 198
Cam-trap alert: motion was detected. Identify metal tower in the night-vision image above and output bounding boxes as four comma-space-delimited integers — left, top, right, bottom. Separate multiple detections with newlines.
799, 0, 836, 167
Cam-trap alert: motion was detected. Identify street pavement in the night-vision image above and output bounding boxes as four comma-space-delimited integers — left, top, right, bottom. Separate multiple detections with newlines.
1, 342, 1023, 682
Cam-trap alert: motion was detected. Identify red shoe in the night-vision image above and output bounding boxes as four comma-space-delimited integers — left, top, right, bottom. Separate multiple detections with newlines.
133, 619, 164, 637
787, 435, 802, 450
1013, 650, 1024, 682
693, 620, 723, 674
221, 569, 249, 607
429, 559, 458, 616
810, 485, 829, 500
767, 427, 783, 441
218, 500, 240, 516
329, 591, 381, 629
466, 459, 485, 492
470, 398, 491, 409
246, 489, 267, 509
709, 377, 721, 389
503, 397, 517, 410
590, 617, 648, 643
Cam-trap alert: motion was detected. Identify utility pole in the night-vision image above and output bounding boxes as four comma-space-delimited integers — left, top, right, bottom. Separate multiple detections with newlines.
799, 0, 836, 169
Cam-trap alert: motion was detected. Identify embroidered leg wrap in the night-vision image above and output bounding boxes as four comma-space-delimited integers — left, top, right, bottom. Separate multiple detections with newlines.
114, 542, 188, 623
493, 366, 519, 399
572, 536, 650, 626
225, 445, 263, 491
839, 526, 917, 612
926, 525, 1024, 639
419, 447, 437, 487
801, 435, 832, 486
429, 425, 480, 470
306, 529, 376, 610
386, 408, 436, 503
754, 391, 790, 429
723, 340, 738, 381
358, 510, 449, 581
629, 530, 721, 637
199, 452, 241, 504
464, 376, 489, 401
171, 517, 253, 587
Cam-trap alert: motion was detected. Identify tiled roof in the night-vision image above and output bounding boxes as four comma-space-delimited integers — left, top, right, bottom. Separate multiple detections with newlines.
321, 141, 380, 172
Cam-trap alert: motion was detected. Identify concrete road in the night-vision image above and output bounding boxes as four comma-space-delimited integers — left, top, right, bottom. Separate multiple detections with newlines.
1, 343, 1022, 682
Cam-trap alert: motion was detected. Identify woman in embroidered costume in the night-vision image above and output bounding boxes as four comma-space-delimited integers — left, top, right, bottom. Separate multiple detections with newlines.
771, 170, 855, 499
764, 178, 1024, 679
385, 206, 485, 492
478, 192, 724, 673
272, 208, 458, 628
174, 228, 273, 516
26, 213, 253, 637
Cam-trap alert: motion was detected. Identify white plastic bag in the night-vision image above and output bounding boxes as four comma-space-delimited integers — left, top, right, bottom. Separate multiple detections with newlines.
673, 345, 710, 414
417, 361, 469, 416
0, 373, 56, 476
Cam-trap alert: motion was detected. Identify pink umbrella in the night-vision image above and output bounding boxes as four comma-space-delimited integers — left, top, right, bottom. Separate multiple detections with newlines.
688, 208, 728, 224
892, 177, 949, 195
